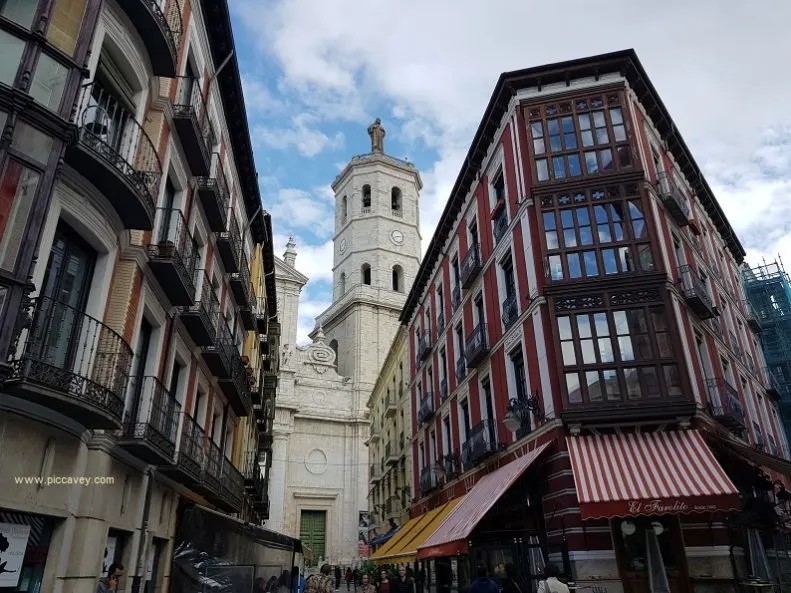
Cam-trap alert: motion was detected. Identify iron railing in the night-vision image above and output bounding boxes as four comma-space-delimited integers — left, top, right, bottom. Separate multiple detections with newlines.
12, 296, 132, 421
144, 0, 183, 57
437, 310, 445, 333
460, 243, 482, 288
221, 456, 245, 510
196, 152, 230, 229
231, 248, 252, 304
175, 413, 205, 476
186, 271, 220, 337
440, 377, 448, 402
418, 393, 435, 425
439, 452, 460, 481
465, 323, 489, 366
678, 265, 716, 318
173, 75, 215, 155
493, 210, 509, 243
419, 466, 438, 495
706, 377, 745, 429
462, 418, 498, 470
74, 82, 161, 219
656, 171, 690, 225
149, 207, 199, 294
451, 285, 462, 311
204, 439, 224, 493
416, 331, 431, 363
456, 357, 466, 382
502, 293, 519, 330
122, 376, 181, 458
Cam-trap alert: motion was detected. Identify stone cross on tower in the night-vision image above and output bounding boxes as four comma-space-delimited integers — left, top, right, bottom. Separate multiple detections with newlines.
367, 118, 385, 153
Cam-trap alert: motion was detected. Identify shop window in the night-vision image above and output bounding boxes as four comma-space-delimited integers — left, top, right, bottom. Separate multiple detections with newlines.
540, 185, 654, 282
0, 510, 56, 593
558, 304, 679, 405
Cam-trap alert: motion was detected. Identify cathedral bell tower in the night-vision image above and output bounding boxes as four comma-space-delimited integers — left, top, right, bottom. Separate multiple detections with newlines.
314, 119, 422, 390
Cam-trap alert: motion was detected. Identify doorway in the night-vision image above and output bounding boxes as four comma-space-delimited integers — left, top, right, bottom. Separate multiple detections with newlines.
613, 517, 689, 593
299, 510, 326, 566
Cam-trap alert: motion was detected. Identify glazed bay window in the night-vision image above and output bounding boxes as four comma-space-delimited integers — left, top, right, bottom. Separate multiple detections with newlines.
529, 94, 632, 183
541, 184, 654, 282
558, 305, 682, 405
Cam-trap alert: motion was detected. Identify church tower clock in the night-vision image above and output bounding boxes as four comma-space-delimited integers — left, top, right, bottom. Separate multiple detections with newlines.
314, 119, 422, 393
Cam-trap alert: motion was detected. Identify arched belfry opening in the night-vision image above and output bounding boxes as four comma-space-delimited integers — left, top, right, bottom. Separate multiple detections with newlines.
391, 187, 402, 215
362, 185, 371, 210
362, 263, 371, 286
392, 265, 404, 292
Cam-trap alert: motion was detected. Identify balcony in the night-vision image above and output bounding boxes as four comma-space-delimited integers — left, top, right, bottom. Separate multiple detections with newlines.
116, 0, 181, 76
172, 76, 214, 176
196, 153, 230, 232
451, 285, 462, 312
201, 322, 233, 378
385, 395, 397, 417
753, 426, 765, 452
419, 466, 438, 496
437, 453, 460, 483
385, 443, 399, 466
462, 419, 499, 470
7, 296, 131, 429
117, 376, 181, 464
231, 249, 253, 307
180, 272, 220, 347
256, 296, 268, 334
456, 357, 466, 382
706, 377, 745, 433
769, 435, 779, 457
416, 332, 431, 364
148, 208, 198, 305
437, 311, 446, 334
218, 341, 252, 416
160, 413, 204, 489
764, 367, 786, 400
744, 300, 762, 334
418, 393, 435, 425
369, 425, 381, 443
216, 216, 241, 273
728, 330, 741, 358
371, 464, 381, 483
678, 265, 717, 320
656, 172, 690, 227
440, 377, 448, 402
460, 243, 482, 289
217, 458, 245, 513
502, 294, 518, 330
67, 83, 160, 230
493, 210, 509, 244
202, 440, 225, 500
242, 451, 265, 502
465, 323, 489, 367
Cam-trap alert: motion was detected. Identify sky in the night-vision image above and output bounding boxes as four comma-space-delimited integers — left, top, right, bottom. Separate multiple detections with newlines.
229, 0, 791, 345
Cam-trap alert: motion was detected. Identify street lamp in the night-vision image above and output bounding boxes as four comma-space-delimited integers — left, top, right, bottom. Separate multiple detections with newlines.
503, 390, 543, 433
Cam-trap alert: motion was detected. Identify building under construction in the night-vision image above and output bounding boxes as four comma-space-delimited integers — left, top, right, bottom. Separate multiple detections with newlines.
743, 259, 791, 438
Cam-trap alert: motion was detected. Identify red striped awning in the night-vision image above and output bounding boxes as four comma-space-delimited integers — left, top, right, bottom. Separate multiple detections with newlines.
417, 442, 550, 559
566, 430, 741, 520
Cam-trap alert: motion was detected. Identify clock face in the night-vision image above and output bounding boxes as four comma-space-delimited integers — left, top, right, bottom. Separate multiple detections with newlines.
391, 230, 404, 245
339, 239, 347, 253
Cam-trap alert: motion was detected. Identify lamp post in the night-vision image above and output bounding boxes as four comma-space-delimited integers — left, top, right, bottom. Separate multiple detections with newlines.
503, 390, 543, 434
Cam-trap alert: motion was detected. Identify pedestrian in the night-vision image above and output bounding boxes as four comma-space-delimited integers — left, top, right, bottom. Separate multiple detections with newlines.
470, 566, 499, 593
359, 572, 377, 593
393, 566, 414, 593
537, 563, 570, 593
379, 569, 391, 593
335, 566, 343, 591
346, 567, 353, 591
415, 566, 425, 593
95, 563, 124, 593
307, 564, 336, 593
353, 567, 362, 591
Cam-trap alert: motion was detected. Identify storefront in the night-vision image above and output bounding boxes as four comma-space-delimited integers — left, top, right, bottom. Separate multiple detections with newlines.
170, 502, 301, 593
0, 510, 56, 593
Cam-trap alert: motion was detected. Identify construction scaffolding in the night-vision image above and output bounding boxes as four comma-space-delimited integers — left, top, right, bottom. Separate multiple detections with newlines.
743, 259, 791, 441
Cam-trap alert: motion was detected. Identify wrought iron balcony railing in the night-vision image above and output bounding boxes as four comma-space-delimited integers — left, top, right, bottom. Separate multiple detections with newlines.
656, 171, 690, 226
231, 248, 253, 308
456, 356, 466, 382
493, 210, 509, 244
416, 331, 431, 364
180, 271, 220, 346
437, 311, 445, 334
8, 296, 132, 429
678, 265, 717, 320
464, 323, 489, 367
220, 456, 245, 512
706, 377, 745, 433
167, 412, 205, 486
462, 418, 498, 470
451, 285, 462, 312
119, 376, 181, 464
172, 75, 215, 175
728, 330, 741, 358
117, 0, 182, 76
460, 243, 482, 289
419, 466, 438, 495
440, 377, 448, 402
502, 293, 518, 330
438, 452, 460, 482
196, 152, 230, 232
203, 439, 224, 496
418, 393, 436, 425
149, 208, 199, 305
217, 214, 242, 273
69, 82, 161, 229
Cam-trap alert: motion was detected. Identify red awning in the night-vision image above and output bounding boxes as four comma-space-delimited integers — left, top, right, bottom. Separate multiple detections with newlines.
418, 442, 550, 559
567, 430, 741, 520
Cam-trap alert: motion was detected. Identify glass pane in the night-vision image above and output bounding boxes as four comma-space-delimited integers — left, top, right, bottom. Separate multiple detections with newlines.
575, 207, 590, 226
638, 245, 655, 271
1, 0, 37, 28
567, 154, 581, 176
632, 218, 646, 239
531, 121, 543, 138
581, 130, 594, 147
566, 373, 582, 403
577, 314, 592, 338
600, 149, 614, 171
31, 52, 68, 110
594, 205, 609, 224
656, 333, 673, 358
581, 339, 596, 364
545, 230, 558, 250
548, 254, 563, 280
642, 367, 660, 397
552, 156, 566, 179
619, 246, 633, 272
550, 135, 562, 152
533, 138, 545, 155
585, 151, 598, 174
48, 0, 87, 55
603, 369, 620, 400
567, 252, 581, 279
536, 159, 549, 182
579, 226, 593, 246
563, 228, 577, 248
664, 365, 682, 397
0, 161, 40, 271
557, 316, 572, 340
592, 111, 606, 128
613, 311, 628, 334
0, 29, 25, 87
624, 368, 641, 399
583, 251, 598, 276
614, 124, 627, 142
547, 119, 560, 135
610, 107, 623, 125
561, 341, 576, 366
618, 146, 632, 167
586, 371, 602, 402
598, 338, 615, 363
596, 127, 610, 144
543, 211, 556, 230
629, 309, 648, 333
593, 313, 609, 336
578, 114, 591, 130
602, 249, 618, 274
651, 307, 668, 331
634, 335, 653, 360
12, 122, 53, 163
560, 209, 574, 229
619, 336, 635, 361
563, 132, 577, 150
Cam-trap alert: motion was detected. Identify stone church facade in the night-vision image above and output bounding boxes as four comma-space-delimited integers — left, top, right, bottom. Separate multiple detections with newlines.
267, 123, 423, 565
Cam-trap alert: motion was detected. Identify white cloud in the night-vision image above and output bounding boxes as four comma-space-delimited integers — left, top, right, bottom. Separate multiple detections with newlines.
241, 75, 287, 114
296, 297, 333, 345
234, 0, 791, 265
274, 233, 334, 284
269, 187, 335, 238
254, 113, 345, 157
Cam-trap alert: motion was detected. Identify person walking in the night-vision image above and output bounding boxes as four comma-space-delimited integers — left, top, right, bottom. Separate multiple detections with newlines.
95, 563, 124, 593
392, 566, 414, 593
346, 568, 353, 591
378, 569, 391, 593
470, 566, 499, 593
307, 565, 336, 593
359, 572, 376, 593
335, 566, 343, 591
536, 564, 570, 593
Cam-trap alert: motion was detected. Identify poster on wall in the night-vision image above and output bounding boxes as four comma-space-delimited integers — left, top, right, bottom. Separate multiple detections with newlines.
0, 522, 32, 588
102, 536, 117, 576
358, 512, 370, 558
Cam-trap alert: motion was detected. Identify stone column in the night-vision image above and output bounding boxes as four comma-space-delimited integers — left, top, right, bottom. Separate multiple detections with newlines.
268, 433, 290, 535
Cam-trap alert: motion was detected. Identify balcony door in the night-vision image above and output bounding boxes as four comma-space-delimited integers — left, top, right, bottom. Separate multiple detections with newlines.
36, 223, 96, 368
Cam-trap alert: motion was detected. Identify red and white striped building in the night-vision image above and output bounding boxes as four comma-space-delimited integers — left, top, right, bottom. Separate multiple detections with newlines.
387, 50, 791, 593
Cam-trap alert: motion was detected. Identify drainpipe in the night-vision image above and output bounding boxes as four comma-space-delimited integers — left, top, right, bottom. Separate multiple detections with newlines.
131, 466, 155, 593
209, 51, 235, 88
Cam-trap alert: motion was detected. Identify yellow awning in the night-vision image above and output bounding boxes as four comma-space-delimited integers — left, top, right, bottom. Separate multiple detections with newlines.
371, 498, 463, 565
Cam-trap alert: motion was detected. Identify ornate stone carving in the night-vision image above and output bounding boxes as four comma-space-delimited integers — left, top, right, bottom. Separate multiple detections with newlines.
305, 448, 328, 474
609, 289, 661, 306
554, 295, 605, 312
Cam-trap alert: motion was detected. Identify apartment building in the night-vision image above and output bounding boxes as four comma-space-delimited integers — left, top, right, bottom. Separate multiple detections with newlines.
376, 50, 791, 592
0, 1, 292, 592
367, 326, 412, 552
